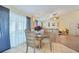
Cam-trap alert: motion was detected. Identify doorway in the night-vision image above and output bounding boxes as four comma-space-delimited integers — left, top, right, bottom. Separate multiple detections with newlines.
26, 16, 31, 30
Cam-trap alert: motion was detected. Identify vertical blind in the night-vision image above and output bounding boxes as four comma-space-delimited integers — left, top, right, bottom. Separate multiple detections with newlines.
10, 11, 27, 48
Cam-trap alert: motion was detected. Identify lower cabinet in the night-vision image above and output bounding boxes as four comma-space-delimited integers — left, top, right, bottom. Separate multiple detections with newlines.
0, 6, 10, 52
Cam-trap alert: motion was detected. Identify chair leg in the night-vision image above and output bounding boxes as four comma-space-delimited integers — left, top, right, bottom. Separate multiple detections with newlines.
34, 47, 35, 53
39, 40, 41, 48
49, 40, 52, 52
26, 43, 28, 53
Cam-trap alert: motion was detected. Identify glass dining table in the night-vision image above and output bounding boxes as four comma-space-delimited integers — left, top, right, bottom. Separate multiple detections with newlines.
35, 34, 47, 48
32, 28, 59, 52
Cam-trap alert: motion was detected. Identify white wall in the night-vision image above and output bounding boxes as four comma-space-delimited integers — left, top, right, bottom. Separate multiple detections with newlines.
58, 10, 79, 35
41, 10, 79, 35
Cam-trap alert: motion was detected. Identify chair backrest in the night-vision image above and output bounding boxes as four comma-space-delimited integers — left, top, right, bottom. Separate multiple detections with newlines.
25, 29, 36, 43
44, 29, 50, 37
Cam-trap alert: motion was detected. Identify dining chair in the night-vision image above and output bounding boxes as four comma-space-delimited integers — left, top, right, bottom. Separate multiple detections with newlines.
25, 29, 37, 53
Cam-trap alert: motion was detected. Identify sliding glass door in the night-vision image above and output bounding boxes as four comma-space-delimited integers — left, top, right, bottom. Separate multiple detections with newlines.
10, 11, 26, 48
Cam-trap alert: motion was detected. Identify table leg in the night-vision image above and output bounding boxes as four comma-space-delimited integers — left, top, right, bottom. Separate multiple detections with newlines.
39, 40, 42, 48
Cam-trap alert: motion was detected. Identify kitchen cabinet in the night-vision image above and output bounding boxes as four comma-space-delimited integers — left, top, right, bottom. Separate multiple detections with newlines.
0, 6, 10, 52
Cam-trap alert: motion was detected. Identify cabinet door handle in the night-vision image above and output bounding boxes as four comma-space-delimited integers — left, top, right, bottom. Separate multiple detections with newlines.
0, 25, 1, 32
0, 24, 1, 38
0, 18, 1, 33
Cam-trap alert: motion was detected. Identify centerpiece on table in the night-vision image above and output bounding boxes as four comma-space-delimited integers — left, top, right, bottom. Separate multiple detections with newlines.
34, 26, 44, 37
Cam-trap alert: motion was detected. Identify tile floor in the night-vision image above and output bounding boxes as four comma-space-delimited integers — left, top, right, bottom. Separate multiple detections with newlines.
4, 43, 77, 53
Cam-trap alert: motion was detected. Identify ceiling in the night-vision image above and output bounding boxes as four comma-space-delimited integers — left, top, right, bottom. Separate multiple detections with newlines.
5, 5, 79, 16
